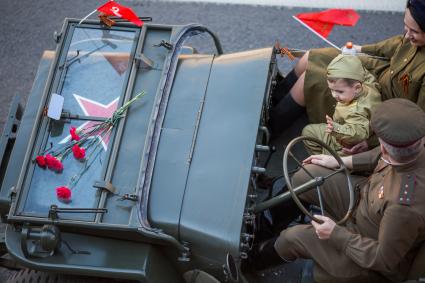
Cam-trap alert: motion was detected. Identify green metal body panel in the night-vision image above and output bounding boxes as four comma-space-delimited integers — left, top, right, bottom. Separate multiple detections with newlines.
5, 226, 182, 282
149, 54, 215, 237
0, 18, 275, 282
167, 49, 272, 261
0, 55, 52, 215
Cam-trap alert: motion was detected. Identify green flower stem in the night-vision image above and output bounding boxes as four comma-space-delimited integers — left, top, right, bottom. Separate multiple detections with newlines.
47, 90, 146, 190
85, 125, 112, 163
68, 146, 104, 189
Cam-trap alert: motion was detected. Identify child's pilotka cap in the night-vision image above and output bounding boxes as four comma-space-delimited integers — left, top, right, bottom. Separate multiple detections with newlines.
327, 54, 365, 82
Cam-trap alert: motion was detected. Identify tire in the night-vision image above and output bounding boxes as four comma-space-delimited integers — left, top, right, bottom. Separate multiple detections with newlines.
6, 269, 133, 283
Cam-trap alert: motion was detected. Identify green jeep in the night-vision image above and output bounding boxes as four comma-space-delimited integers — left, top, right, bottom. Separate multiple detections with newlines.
0, 17, 424, 283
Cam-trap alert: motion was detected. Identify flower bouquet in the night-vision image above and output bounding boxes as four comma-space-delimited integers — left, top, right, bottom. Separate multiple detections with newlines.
35, 91, 146, 203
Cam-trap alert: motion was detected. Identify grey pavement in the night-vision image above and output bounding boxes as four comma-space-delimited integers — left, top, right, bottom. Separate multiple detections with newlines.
0, 0, 403, 132
0, 1, 403, 282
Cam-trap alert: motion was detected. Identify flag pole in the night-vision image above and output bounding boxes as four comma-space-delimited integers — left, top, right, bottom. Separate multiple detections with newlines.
292, 16, 340, 50
78, 9, 97, 25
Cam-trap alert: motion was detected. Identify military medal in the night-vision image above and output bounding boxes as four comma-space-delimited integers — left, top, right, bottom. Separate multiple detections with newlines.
378, 185, 384, 199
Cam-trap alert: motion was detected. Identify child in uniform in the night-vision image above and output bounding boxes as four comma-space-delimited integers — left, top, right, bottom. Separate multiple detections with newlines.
302, 54, 381, 156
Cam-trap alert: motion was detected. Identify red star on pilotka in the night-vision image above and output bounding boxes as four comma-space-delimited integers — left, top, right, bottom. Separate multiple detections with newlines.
59, 94, 119, 150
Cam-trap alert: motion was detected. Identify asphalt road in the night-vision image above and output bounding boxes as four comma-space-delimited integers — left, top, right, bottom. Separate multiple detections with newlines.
0, 1, 403, 282
1, 0, 403, 132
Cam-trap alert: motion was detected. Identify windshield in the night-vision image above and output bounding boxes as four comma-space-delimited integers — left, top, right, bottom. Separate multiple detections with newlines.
18, 26, 136, 221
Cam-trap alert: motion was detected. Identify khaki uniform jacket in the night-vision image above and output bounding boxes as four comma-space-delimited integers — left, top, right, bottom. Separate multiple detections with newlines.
302, 82, 381, 155
304, 35, 425, 125
331, 148, 425, 281
361, 35, 425, 108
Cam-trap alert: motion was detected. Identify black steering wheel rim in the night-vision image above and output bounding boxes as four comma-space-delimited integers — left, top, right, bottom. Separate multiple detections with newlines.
283, 136, 355, 225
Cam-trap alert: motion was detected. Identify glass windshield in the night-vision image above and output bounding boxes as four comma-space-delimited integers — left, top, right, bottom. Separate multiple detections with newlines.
60, 27, 135, 111
19, 26, 136, 221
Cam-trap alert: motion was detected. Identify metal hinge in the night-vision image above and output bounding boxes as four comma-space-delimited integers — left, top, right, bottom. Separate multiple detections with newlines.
135, 53, 155, 70
8, 186, 17, 200
117, 193, 138, 201
48, 205, 108, 221
53, 31, 62, 43
93, 181, 116, 194
153, 40, 173, 50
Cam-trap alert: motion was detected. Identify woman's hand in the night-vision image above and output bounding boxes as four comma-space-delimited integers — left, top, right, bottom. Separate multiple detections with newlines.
311, 215, 336, 240
303, 154, 339, 169
342, 140, 368, 155
353, 44, 362, 52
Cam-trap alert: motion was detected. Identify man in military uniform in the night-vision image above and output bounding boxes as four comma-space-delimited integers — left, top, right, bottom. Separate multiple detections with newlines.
255, 99, 425, 282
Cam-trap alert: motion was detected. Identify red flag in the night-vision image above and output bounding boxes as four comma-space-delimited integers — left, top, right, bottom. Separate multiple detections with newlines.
97, 1, 143, 27
296, 19, 334, 38
295, 9, 360, 38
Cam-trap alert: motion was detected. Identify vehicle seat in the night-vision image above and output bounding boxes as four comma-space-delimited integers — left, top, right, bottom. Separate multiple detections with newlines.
407, 242, 425, 280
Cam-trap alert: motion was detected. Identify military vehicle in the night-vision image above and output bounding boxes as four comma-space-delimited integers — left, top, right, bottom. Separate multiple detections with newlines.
0, 17, 424, 283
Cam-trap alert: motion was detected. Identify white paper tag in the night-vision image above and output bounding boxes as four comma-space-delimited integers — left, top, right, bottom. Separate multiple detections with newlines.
47, 93, 64, 120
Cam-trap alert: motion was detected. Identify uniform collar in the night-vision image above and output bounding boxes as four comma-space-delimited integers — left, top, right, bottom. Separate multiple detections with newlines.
402, 36, 422, 58
338, 91, 364, 107
385, 149, 425, 173
392, 37, 419, 76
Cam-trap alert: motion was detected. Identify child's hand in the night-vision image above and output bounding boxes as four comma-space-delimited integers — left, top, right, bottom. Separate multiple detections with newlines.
342, 140, 369, 155
325, 115, 334, 133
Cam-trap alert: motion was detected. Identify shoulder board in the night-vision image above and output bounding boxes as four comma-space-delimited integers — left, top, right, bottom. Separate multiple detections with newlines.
399, 174, 416, 206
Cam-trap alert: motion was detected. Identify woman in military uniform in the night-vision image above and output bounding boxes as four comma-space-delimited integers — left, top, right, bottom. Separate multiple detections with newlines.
270, 0, 425, 153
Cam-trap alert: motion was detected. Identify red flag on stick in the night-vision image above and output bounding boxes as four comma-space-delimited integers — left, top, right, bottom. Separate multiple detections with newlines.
296, 18, 334, 38
294, 9, 360, 38
97, 1, 143, 27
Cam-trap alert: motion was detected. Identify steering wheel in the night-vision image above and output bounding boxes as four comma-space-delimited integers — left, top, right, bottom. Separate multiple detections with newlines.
283, 136, 355, 225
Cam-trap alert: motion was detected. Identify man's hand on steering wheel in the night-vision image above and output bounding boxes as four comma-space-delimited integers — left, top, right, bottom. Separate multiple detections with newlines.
312, 215, 336, 240
283, 136, 355, 225
303, 154, 339, 169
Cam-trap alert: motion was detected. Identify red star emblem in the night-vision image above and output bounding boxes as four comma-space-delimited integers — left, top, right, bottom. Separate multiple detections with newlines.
59, 94, 119, 150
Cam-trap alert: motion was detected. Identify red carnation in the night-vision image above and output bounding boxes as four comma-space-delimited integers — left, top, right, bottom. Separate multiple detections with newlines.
45, 154, 56, 168
72, 144, 85, 159
70, 127, 80, 141
56, 186, 71, 203
35, 155, 46, 168
45, 154, 64, 172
